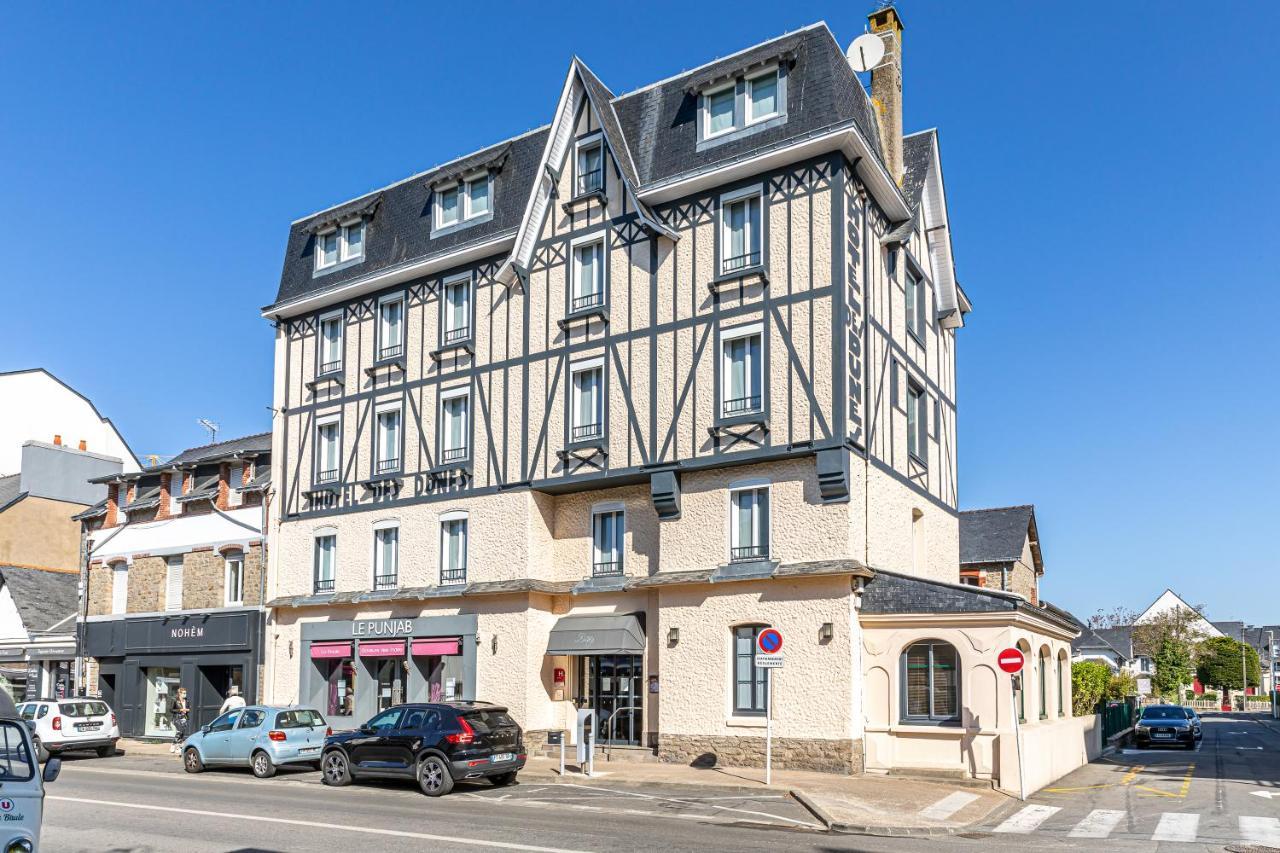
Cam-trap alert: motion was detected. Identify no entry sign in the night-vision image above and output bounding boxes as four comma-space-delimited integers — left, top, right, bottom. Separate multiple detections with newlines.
757, 628, 783, 654
997, 647, 1025, 674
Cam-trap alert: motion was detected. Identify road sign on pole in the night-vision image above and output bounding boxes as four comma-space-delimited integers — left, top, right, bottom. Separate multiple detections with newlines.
757, 628, 783, 654
754, 628, 783, 786
998, 647, 1025, 674
998, 647, 1027, 801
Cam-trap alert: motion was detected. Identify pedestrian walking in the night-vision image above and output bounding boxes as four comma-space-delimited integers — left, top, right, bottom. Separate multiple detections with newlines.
218, 685, 245, 715
170, 687, 191, 755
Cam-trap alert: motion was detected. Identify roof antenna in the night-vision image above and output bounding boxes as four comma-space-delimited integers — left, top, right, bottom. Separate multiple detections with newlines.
198, 419, 220, 443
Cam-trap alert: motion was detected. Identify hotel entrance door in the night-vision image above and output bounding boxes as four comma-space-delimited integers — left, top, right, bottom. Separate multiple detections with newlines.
577, 655, 642, 746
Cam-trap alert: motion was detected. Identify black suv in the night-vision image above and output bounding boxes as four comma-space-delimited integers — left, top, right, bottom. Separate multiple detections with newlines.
321, 702, 525, 796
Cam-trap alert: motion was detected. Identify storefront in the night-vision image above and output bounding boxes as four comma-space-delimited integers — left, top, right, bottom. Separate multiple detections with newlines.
547, 613, 647, 747
82, 608, 263, 738
0, 645, 77, 703
298, 615, 477, 730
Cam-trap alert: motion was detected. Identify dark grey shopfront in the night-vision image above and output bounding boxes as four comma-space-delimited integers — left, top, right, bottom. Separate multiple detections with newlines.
300, 615, 477, 730
82, 609, 264, 738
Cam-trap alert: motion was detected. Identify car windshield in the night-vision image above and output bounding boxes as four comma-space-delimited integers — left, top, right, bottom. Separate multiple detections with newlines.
0, 721, 34, 782
60, 701, 108, 718
1141, 707, 1185, 720
276, 709, 325, 729
462, 709, 516, 734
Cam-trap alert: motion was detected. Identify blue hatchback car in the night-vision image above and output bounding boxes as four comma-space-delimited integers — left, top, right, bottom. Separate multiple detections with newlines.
183, 706, 329, 778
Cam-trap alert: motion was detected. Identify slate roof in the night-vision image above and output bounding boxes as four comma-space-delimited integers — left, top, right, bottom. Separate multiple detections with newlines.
122, 482, 161, 511
900, 129, 935, 211
0, 474, 23, 511
162, 432, 271, 469
269, 23, 891, 312
71, 498, 107, 521
0, 566, 79, 633
1073, 626, 1126, 658
1093, 627, 1135, 658
859, 569, 1080, 634
959, 505, 1038, 567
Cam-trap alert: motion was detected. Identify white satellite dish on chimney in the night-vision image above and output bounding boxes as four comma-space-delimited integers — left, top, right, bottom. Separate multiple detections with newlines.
846, 32, 885, 73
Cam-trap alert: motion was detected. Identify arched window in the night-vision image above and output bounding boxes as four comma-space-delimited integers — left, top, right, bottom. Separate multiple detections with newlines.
901, 641, 960, 723
1057, 654, 1066, 717
1038, 651, 1048, 719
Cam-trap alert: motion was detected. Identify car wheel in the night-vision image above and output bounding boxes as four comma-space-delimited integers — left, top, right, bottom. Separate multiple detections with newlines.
97, 744, 117, 758
251, 750, 277, 779
321, 750, 352, 786
35, 738, 50, 764
417, 755, 454, 797
183, 747, 204, 774
491, 771, 517, 787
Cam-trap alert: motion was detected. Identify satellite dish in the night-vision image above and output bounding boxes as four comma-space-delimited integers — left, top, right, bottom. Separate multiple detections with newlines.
847, 32, 885, 73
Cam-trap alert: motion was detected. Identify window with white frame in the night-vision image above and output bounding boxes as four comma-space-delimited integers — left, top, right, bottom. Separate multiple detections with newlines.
721, 324, 763, 417
224, 550, 245, 606
729, 483, 769, 562
313, 532, 336, 593
571, 236, 605, 312
164, 555, 183, 612
226, 462, 243, 508
906, 380, 927, 463
442, 275, 471, 345
110, 562, 128, 614
570, 359, 603, 443
733, 625, 769, 714
167, 471, 183, 515
440, 388, 470, 464
576, 135, 604, 195
374, 403, 402, 475
315, 220, 364, 271
318, 311, 344, 375
591, 505, 624, 577
315, 417, 341, 484
373, 523, 399, 590
434, 174, 491, 231
701, 66, 784, 142
377, 295, 404, 360
720, 186, 762, 274
440, 513, 467, 584
905, 268, 926, 341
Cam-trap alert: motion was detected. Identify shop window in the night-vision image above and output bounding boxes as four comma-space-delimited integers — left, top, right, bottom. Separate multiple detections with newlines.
901, 640, 960, 723
319, 656, 356, 717
732, 625, 769, 715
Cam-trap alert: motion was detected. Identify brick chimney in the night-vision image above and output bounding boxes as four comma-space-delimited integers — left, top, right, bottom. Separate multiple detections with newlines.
868, 5, 904, 185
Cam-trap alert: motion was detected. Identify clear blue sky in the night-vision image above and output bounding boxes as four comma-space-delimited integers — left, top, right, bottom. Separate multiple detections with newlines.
2, 2, 1276, 623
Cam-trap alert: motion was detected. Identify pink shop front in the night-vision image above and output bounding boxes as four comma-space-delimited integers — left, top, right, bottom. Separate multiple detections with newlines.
297, 615, 478, 729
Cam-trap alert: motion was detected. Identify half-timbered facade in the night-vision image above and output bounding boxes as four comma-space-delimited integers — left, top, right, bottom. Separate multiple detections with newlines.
259, 12, 1083, 781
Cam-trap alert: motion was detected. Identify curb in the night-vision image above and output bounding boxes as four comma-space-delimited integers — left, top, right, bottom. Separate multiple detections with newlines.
789, 789, 833, 829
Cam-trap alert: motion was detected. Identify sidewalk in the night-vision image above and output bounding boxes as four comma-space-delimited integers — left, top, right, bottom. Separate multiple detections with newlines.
519, 756, 1010, 834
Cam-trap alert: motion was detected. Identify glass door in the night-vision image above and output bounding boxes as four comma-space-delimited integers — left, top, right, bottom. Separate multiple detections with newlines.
144, 667, 181, 737
578, 655, 642, 746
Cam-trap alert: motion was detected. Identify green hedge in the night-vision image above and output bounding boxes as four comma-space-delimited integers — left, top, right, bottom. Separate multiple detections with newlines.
1072, 660, 1111, 716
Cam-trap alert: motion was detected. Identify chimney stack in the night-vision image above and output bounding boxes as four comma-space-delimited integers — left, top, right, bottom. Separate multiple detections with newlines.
868, 5, 904, 185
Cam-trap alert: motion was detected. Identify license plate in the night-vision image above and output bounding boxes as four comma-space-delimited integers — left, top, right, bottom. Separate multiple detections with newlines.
491, 752, 515, 763
1153, 733, 1172, 739
75, 722, 102, 731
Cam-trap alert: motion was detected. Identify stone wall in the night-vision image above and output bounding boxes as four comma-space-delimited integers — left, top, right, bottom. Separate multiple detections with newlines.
658, 734, 862, 775
126, 555, 166, 613
86, 563, 113, 616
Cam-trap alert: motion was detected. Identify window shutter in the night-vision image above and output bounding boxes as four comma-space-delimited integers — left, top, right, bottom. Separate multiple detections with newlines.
165, 558, 183, 611
111, 565, 128, 614
227, 463, 243, 507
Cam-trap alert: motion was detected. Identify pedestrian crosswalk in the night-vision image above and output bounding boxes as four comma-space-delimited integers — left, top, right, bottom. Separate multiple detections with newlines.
991, 804, 1280, 845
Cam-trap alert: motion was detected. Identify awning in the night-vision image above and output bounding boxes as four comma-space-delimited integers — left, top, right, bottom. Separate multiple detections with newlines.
412, 638, 461, 657
359, 640, 406, 658
546, 614, 645, 656
310, 642, 352, 660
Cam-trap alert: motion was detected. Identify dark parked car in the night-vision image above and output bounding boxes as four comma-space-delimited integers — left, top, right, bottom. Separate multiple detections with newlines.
1182, 707, 1203, 741
1135, 704, 1197, 749
321, 702, 525, 796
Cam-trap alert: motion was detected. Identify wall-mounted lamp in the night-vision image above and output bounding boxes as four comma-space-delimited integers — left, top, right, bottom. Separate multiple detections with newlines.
491, 634, 498, 655
667, 627, 680, 647
287, 641, 294, 659
819, 623, 834, 644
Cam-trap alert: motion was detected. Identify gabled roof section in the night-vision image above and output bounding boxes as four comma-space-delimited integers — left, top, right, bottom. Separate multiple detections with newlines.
300, 193, 383, 235
860, 569, 1080, 635
0, 566, 78, 633
0, 474, 23, 513
960, 505, 1042, 572
1073, 626, 1126, 658
1093, 627, 1135, 658
90, 432, 272, 484
906, 128, 968, 329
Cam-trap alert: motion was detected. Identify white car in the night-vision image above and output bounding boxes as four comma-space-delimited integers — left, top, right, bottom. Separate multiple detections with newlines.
18, 698, 120, 761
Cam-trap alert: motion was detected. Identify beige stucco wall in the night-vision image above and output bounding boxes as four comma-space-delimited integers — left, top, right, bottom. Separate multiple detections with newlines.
0, 495, 85, 570
861, 614, 1085, 792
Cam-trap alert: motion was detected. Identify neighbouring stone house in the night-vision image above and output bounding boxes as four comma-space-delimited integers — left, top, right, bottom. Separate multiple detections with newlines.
77, 433, 270, 737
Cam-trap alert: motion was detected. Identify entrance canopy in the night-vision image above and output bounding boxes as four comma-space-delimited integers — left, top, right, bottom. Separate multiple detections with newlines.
547, 614, 645, 656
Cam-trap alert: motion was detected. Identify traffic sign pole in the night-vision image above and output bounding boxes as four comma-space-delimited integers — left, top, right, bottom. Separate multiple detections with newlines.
997, 647, 1028, 802
765, 667, 772, 785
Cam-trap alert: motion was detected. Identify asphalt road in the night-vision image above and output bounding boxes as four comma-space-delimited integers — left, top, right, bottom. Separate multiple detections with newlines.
37, 712, 1280, 852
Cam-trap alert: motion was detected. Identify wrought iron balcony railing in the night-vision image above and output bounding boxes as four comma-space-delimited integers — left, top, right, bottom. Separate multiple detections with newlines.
730, 544, 768, 562
572, 423, 602, 442
722, 250, 761, 274
373, 572, 398, 591
313, 577, 335, 594
577, 168, 603, 195
592, 560, 623, 578
722, 395, 762, 417
375, 458, 400, 475
441, 446, 469, 464
441, 565, 467, 585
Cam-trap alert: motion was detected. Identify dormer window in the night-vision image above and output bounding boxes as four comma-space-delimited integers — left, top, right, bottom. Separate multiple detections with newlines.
697, 64, 788, 148
434, 173, 492, 234
315, 220, 364, 271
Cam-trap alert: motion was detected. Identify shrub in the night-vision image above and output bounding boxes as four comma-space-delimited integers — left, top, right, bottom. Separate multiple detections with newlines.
1072, 660, 1111, 716
1106, 670, 1138, 700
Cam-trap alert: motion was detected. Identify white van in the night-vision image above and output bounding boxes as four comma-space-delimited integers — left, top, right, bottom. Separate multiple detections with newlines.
0, 692, 61, 853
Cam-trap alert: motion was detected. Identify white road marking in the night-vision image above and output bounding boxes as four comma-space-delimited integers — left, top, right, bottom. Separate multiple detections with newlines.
47, 796, 596, 853
919, 791, 980, 821
1067, 809, 1125, 838
993, 804, 1060, 833
556, 782, 816, 827
1151, 812, 1199, 843
1240, 816, 1280, 847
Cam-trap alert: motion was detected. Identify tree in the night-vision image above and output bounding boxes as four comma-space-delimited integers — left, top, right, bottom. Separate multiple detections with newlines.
1088, 606, 1139, 629
1151, 635, 1194, 700
1071, 660, 1111, 716
1196, 636, 1260, 693
1105, 670, 1137, 700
